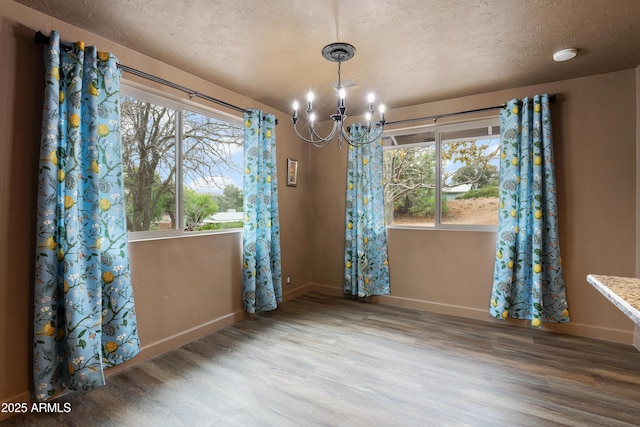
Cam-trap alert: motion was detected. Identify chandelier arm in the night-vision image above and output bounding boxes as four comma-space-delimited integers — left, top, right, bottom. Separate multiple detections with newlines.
312, 139, 334, 148
292, 120, 338, 145
292, 121, 327, 144
342, 122, 385, 147
310, 120, 339, 142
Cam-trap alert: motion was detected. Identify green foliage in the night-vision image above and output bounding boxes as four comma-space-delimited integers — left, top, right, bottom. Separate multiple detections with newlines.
198, 221, 243, 231
458, 185, 499, 199
184, 188, 218, 231
451, 165, 499, 190
124, 167, 175, 231
406, 189, 449, 217
383, 147, 437, 222
216, 184, 243, 212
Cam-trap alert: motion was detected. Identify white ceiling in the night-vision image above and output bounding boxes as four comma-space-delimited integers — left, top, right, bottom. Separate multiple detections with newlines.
16, 0, 640, 118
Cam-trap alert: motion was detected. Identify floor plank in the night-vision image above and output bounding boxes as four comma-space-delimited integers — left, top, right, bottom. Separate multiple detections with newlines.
4, 292, 640, 426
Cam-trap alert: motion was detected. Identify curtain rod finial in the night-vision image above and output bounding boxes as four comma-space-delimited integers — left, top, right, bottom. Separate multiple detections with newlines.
34, 31, 50, 45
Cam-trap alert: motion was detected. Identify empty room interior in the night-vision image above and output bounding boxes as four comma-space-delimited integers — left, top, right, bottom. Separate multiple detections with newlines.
2, 1, 640, 425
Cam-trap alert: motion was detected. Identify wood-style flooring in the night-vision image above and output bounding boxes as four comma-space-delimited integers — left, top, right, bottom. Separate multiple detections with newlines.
4, 292, 640, 426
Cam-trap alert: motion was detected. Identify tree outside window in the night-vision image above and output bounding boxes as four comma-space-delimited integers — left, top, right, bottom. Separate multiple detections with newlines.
120, 89, 243, 236
383, 119, 500, 228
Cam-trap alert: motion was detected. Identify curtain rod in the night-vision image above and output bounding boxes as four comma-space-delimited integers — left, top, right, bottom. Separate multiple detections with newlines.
34, 31, 253, 116
385, 94, 556, 127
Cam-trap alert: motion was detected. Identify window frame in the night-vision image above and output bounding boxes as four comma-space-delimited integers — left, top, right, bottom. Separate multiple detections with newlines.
120, 80, 245, 242
383, 117, 500, 232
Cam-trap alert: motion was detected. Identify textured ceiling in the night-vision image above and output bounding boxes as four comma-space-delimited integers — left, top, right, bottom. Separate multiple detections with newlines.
16, 0, 640, 118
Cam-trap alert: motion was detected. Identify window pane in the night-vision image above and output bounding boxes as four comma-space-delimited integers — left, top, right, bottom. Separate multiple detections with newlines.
383, 144, 437, 226
121, 96, 177, 232
440, 124, 498, 141
441, 136, 500, 225
382, 131, 435, 147
182, 110, 243, 232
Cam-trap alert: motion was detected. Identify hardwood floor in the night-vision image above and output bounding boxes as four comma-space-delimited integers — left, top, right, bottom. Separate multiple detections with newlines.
4, 292, 640, 426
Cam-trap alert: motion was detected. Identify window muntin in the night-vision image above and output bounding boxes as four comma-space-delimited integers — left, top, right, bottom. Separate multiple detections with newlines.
383, 118, 500, 230
121, 83, 243, 240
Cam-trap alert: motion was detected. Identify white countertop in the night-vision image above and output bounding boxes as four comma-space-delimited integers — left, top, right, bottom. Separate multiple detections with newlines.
587, 274, 640, 327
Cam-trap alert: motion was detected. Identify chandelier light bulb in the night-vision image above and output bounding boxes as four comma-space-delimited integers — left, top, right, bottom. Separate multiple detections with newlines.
367, 93, 375, 103
379, 104, 386, 113
293, 100, 299, 111
309, 112, 316, 122
339, 87, 346, 99
365, 112, 372, 122
306, 91, 314, 115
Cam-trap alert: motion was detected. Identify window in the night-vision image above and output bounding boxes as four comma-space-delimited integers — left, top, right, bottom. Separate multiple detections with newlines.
120, 83, 244, 239
383, 118, 500, 229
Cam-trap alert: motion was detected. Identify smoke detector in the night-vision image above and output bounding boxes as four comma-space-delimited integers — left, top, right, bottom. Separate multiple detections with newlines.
553, 48, 578, 62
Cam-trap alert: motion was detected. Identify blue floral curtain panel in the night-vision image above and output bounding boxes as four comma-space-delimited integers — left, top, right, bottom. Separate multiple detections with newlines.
243, 110, 282, 313
489, 94, 570, 326
34, 31, 140, 401
344, 125, 391, 297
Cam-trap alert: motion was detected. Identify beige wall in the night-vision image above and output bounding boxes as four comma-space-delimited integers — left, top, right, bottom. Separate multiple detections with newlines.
309, 70, 638, 343
0, 1, 309, 412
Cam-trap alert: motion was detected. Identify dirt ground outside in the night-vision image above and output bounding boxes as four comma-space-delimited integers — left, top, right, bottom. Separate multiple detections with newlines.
391, 197, 498, 226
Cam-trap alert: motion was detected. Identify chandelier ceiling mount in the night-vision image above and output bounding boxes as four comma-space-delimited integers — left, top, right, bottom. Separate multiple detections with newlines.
321, 42, 356, 63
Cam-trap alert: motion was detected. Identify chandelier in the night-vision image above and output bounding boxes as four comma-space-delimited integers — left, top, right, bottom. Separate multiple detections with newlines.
291, 43, 386, 148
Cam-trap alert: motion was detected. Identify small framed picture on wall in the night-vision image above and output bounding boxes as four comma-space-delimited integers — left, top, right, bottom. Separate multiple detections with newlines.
287, 158, 298, 187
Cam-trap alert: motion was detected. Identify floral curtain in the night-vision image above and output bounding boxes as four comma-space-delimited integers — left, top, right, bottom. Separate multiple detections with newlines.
489, 94, 570, 326
242, 110, 282, 313
33, 31, 140, 401
344, 125, 391, 297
